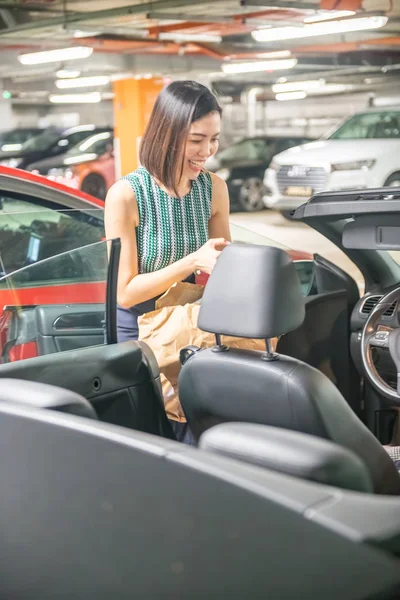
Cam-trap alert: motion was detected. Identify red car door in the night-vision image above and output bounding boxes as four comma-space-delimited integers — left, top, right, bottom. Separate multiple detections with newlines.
0, 167, 106, 361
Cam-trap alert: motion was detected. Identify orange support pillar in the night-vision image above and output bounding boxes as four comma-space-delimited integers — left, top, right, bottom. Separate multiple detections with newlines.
112, 77, 165, 178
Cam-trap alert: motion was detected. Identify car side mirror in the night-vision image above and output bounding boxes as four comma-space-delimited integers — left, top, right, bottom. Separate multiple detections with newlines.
294, 260, 316, 296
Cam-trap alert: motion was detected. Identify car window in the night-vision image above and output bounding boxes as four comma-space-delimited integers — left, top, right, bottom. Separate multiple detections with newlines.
230, 222, 288, 249
0, 195, 104, 279
276, 138, 308, 153
66, 132, 113, 158
20, 130, 61, 152
0, 240, 108, 364
0, 130, 41, 151
329, 111, 400, 140
219, 139, 273, 162
62, 130, 98, 149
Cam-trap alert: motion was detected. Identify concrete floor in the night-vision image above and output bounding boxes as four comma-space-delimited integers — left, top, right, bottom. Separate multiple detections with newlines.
230, 209, 365, 292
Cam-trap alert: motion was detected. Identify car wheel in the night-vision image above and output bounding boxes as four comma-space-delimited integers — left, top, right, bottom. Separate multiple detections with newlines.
384, 173, 400, 188
81, 174, 107, 200
238, 178, 265, 212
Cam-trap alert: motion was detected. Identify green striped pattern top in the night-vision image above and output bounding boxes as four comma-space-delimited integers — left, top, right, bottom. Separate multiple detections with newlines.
123, 166, 212, 274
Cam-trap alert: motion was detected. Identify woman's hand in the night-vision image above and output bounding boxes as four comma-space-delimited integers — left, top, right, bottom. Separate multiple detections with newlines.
192, 238, 230, 275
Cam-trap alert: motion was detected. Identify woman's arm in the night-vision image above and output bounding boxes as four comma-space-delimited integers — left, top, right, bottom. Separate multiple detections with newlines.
104, 180, 227, 308
208, 172, 232, 242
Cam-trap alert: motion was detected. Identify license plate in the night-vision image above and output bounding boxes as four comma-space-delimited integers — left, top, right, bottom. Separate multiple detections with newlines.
285, 186, 313, 197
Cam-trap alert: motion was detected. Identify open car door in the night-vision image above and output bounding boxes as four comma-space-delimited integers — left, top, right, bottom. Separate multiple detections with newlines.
0, 238, 173, 438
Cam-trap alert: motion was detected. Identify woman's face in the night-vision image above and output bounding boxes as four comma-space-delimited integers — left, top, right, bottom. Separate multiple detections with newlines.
183, 110, 221, 180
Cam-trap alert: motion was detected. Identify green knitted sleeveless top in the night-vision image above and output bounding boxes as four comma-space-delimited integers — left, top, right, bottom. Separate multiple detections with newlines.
123, 166, 212, 274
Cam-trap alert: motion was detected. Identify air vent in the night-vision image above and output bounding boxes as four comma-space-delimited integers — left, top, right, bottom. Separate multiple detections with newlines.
361, 295, 397, 317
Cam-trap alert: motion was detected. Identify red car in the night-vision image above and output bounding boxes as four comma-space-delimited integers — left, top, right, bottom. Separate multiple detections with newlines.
0, 166, 313, 362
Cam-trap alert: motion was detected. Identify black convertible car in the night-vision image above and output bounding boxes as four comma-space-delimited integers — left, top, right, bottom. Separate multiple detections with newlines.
0, 181, 399, 598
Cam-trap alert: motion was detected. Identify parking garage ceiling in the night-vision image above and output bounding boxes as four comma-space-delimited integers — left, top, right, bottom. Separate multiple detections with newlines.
0, 0, 399, 103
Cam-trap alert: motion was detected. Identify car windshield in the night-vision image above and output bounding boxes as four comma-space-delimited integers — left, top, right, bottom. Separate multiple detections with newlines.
65, 132, 112, 159
230, 222, 315, 295
328, 111, 400, 140
0, 130, 43, 153
20, 129, 61, 152
218, 138, 272, 162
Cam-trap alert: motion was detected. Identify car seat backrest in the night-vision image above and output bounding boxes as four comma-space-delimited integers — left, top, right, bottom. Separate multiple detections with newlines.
2, 401, 400, 599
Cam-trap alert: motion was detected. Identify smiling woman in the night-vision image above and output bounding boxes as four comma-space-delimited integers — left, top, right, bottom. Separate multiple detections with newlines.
104, 81, 232, 441
105, 80, 231, 337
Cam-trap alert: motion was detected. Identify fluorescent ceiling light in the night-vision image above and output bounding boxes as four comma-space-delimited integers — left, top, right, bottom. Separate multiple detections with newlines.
255, 50, 292, 59
276, 91, 307, 101
308, 83, 347, 95
56, 75, 110, 89
304, 10, 356, 23
56, 69, 81, 79
272, 79, 324, 93
49, 92, 101, 104
158, 32, 222, 43
18, 46, 93, 65
73, 30, 100, 38
252, 16, 388, 42
222, 58, 298, 74
373, 96, 400, 108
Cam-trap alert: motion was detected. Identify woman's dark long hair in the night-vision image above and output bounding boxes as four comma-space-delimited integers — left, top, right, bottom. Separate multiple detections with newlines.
139, 80, 222, 197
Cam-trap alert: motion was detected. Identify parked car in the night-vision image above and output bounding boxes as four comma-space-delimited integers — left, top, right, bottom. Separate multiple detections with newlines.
0, 125, 111, 171
0, 166, 311, 361
29, 130, 115, 200
264, 108, 400, 215
0, 127, 44, 154
207, 135, 312, 212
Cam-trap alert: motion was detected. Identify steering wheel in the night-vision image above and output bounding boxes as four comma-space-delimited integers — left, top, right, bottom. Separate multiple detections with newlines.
361, 286, 400, 404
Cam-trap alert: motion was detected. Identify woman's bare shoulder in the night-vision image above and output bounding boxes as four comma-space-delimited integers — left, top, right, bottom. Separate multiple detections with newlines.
207, 170, 228, 192
106, 179, 136, 204
105, 179, 139, 224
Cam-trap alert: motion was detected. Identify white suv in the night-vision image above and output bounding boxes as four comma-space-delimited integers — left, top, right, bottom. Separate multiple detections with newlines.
263, 108, 400, 213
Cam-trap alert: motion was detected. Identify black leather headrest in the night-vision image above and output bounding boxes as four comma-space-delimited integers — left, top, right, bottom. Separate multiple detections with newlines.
198, 244, 305, 338
0, 378, 97, 420
200, 423, 373, 493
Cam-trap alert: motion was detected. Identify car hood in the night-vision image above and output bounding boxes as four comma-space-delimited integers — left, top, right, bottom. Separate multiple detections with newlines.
273, 139, 400, 166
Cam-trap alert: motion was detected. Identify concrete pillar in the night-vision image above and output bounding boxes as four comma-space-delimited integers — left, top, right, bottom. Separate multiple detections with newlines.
112, 77, 164, 178
0, 98, 14, 132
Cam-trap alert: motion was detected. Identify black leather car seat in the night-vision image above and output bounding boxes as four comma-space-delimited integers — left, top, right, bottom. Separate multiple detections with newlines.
178, 244, 400, 495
